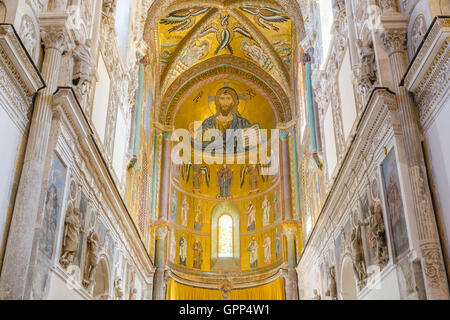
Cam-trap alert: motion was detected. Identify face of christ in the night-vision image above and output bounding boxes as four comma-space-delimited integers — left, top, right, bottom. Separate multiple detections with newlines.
217, 92, 234, 116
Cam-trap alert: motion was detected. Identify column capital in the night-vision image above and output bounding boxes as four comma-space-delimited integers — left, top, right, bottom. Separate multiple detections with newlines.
154, 222, 168, 240
282, 221, 299, 237
379, 0, 398, 13
381, 29, 408, 55
378, 13, 409, 55
39, 12, 74, 53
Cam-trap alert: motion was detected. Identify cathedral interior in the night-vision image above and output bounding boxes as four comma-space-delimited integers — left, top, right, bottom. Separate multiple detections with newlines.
0, 0, 449, 301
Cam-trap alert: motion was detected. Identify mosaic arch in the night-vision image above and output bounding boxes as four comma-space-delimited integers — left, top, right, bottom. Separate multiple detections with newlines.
159, 55, 292, 126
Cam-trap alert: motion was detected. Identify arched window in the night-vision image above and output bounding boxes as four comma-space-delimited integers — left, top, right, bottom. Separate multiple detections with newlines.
218, 214, 233, 258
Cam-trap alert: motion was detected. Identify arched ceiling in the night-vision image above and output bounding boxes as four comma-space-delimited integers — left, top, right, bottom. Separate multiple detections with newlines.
143, 0, 306, 100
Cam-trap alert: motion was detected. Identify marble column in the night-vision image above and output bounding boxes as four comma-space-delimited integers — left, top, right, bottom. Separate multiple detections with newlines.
283, 224, 299, 300
152, 225, 168, 300
158, 133, 171, 220
0, 14, 71, 299
280, 129, 293, 221
380, 13, 450, 299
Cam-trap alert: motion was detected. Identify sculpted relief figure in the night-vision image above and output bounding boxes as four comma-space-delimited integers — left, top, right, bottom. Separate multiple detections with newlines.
350, 221, 368, 285
312, 289, 321, 300
83, 229, 100, 288
59, 202, 83, 268
325, 266, 338, 300
72, 39, 93, 98
114, 277, 124, 300
359, 204, 389, 267
356, 40, 377, 99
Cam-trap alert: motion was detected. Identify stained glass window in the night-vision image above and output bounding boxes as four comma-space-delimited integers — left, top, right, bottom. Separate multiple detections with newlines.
218, 214, 233, 257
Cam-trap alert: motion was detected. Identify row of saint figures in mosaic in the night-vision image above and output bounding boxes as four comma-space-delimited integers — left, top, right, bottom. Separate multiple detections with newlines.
173, 162, 278, 199
168, 225, 283, 271
170, 191, 281, 232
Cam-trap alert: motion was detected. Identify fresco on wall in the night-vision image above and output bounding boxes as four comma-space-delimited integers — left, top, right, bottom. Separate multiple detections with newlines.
381, 149, 409, 258
38, 154, 67, 259
381, 148, 409, 258
32, 154, 67, 299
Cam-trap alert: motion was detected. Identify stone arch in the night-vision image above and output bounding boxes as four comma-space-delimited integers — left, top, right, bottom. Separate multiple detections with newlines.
211, 202, 240, 270
93, 257, 111, 300
340, 255, 357, 300
159, 55, 292, 126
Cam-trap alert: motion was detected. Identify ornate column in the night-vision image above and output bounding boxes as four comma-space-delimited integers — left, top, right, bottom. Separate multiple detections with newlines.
152, 224, 168, 300
158, 132, 172, 220
380, 9, 450, 299
0, 13, 72, 299
283, 222, 299, 300
279, 129, 293, 221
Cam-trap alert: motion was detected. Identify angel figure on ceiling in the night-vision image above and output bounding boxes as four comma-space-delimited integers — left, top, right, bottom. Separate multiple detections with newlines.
240, 6, 289, 32
160, 7, 211, 33
199, 14, 254, 55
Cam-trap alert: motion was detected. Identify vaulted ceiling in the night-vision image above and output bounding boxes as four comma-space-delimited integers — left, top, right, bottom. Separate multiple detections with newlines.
143, 0, 305, 100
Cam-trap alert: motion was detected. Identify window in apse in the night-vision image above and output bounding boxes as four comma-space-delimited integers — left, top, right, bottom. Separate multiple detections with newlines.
218, 214, 233, 258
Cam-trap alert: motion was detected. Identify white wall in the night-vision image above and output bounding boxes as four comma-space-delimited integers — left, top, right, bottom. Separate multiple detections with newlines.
92, 55, 110, 143
324, 104, 337, 179
112, 107, 128, 183
0, 106, 21, 246
115, 0, 131, 64
339, 49, 357, 141
318, 0, 333, 67
424, 98, 450, 258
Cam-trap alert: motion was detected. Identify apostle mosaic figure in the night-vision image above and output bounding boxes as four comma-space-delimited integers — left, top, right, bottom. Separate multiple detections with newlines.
193, 238, 203, 269
262, 195, 271, 226
263, 233, 272, 265
179, 234, 187, 266
194, 201, 204, 231
170, 229, 176, 262
191, 164, 210, 191
240, 164, 262, 193
246, 201, 256, 231
171, 193, 177, 221
217, 165, 233, 199
180, 196, 189, 227
248, 236, 258, 268
273, 193, 280, 221
275, 229, 281, 259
